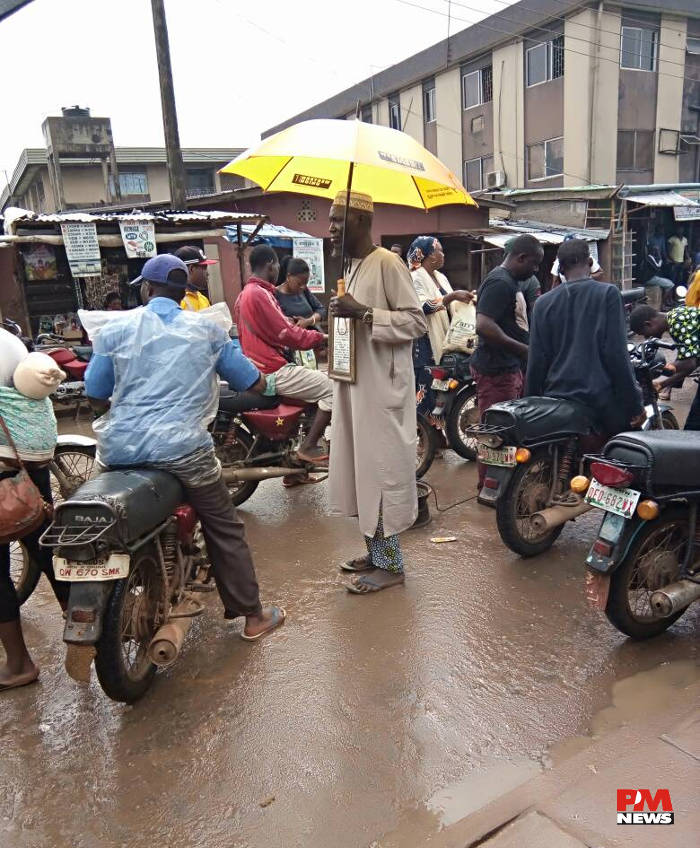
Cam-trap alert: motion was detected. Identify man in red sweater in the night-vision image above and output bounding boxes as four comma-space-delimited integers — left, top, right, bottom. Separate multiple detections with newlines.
235, 244, 332, 463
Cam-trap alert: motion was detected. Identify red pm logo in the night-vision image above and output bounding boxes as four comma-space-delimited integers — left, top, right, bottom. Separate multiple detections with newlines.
616, 789, 674, 825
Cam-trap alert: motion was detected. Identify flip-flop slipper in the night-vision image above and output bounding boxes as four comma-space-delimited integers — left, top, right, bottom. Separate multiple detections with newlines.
283, 475, 323, 489
0, 670, 39, 692
295, 450, 330, 465
340, 556, 374, 572
346, 573, 405, 594
240, 606, 286, 641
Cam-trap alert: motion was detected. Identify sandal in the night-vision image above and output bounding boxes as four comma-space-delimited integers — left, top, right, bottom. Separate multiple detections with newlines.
340, 555, 374, 573
241, 606, 286, 641
0, 668, 39, 692
345, 569, 405, 594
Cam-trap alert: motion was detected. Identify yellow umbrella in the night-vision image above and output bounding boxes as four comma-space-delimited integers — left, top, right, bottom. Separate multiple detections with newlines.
220, 118, 476, 210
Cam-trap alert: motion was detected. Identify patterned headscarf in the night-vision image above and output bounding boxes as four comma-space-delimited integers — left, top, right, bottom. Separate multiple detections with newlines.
407, 236, 439, 271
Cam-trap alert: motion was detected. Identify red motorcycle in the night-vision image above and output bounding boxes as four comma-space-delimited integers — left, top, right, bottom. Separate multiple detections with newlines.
212, 389, 328, 505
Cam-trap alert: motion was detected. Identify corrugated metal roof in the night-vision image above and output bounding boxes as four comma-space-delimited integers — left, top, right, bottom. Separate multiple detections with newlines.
3, 206, 267, 235
623, 191, 700, 208
487, 218, 609, 245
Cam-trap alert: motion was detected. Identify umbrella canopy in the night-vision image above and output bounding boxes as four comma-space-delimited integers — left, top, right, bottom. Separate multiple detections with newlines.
220, 119, 476, 210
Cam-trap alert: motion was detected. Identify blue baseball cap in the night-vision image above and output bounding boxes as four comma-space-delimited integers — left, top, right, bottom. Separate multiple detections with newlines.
129, 254, 188, 287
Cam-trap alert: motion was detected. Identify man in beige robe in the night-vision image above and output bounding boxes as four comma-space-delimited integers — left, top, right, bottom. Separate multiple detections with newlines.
328, 191, 427, 593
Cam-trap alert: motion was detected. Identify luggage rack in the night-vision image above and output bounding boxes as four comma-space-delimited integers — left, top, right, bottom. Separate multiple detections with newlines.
463, 421, 512, 438
40, 519, 116, 548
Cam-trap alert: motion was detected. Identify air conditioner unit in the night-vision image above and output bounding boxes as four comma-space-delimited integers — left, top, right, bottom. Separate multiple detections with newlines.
486, 171, 507, 190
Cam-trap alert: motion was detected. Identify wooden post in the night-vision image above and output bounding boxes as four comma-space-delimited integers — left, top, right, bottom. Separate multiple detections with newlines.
151, 0, 187, 208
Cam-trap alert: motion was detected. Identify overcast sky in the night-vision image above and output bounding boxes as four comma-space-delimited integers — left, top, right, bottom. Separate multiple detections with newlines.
0, 0, 516, 183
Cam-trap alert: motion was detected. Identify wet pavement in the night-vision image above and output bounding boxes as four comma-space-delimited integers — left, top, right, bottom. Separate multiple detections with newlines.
1, 399, 698, 848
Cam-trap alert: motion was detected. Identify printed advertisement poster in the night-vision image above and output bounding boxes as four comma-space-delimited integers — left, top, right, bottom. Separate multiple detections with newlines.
61, 222, 101, 277
293, 237, 325, 293
119, 219, 157, 258
22, 244, 58, 281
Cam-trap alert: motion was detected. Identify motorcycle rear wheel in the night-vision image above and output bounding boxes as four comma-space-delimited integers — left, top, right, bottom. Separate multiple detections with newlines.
496, 450, 564, 557
11, 444, 97, 607
214, 426, 260, 507
94, 546, 166, 703
9, 541, 37, 606
416, 414, 437, 478
445, 387, 479, 461
605, 507, 688, 639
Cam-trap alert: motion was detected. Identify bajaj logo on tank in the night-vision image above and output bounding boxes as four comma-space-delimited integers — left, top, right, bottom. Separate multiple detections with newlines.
74, 515, 110, 524
617, 789, 674, 824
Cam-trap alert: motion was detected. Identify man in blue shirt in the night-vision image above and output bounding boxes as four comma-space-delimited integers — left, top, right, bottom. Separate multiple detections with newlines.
85, 254, 285, 640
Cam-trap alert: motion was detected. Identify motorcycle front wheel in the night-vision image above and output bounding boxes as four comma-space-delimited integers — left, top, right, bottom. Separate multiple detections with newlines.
496, 450, 564, 557
50, 443, 96, 505
94, 546, 166, 703
605, 507, 688, 639
214, 426, 260, 506
445, 387, 479, 461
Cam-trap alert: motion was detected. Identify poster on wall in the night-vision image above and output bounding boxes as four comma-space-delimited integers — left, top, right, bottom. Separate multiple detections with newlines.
293, 237, 325, 293
61, 222, 101, 277
119, 219, 157, 258
22, 244, 58, 280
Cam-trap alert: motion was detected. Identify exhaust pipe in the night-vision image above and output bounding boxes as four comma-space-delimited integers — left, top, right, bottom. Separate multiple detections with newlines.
148, 617, 193, 667
221, 466, 308, 483
650, 579, 700, 617
531, 501, 592, 532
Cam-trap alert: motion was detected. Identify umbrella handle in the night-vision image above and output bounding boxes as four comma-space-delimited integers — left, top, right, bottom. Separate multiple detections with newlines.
339, 161, 355, 276
336, 279, 346, 297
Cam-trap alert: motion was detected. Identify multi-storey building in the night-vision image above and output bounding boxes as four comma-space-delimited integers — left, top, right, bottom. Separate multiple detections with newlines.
1, 107, 244, 213
265, 0, 700, 193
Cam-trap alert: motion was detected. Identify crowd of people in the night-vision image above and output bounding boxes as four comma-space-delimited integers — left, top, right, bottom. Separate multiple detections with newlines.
2, 192, 699, 693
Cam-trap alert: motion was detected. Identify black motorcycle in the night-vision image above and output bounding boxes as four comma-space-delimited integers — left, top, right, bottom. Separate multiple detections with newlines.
467, 338, 680, 558
425, 351, 479, 461
583, 430, 700, 639
40, 470, 211, 702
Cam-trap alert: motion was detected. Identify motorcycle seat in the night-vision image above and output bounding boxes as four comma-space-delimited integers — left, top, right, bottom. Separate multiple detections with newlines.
58, 469, 184, 542
218, 390, 280, 413
603, 430, 700, 490
484, 396, 596, 442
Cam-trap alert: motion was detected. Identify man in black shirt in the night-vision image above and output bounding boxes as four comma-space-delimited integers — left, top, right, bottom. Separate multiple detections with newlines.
527, 239, 643, 435
472, 234, 542, 488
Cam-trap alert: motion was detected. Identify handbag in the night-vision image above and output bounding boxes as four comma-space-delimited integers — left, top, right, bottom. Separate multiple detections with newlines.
0, 414, 49, 544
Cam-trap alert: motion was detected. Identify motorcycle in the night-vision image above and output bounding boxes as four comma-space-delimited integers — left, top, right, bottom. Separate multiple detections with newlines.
582, 430, 700, 639
212, 389, 330, 505
40, 468, 211, 703
9, 436, 97, 605
423, 351, 479, 463
466, 338, 680, 558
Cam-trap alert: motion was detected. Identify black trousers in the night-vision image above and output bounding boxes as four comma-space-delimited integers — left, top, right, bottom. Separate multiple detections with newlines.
685, 383, 700, 431
0, 465, 69, 623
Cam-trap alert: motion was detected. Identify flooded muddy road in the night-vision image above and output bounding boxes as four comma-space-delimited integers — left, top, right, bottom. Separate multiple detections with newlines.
1, 411, 698, 848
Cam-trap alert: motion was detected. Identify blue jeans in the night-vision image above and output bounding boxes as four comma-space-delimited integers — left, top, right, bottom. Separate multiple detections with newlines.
646, 275, 674, 291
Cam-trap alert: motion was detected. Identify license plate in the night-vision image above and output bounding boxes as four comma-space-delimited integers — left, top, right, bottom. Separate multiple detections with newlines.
54, 553, 130, 582
431, 378, 451, 391
477, 445, 517, 467
584, 478, 641, 519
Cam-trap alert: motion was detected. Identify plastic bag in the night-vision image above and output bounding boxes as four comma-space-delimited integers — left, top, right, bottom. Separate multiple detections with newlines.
442, 301, 477, 354
13, 352, 66, 399
86, 305, 230, 467
78, 301, 233, 341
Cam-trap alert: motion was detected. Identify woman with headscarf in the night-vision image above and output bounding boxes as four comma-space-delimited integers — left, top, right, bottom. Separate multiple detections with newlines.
408, 236, 474, 426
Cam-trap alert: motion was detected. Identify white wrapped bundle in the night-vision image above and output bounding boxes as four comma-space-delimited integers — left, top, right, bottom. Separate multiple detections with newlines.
13, 352, 66, 399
